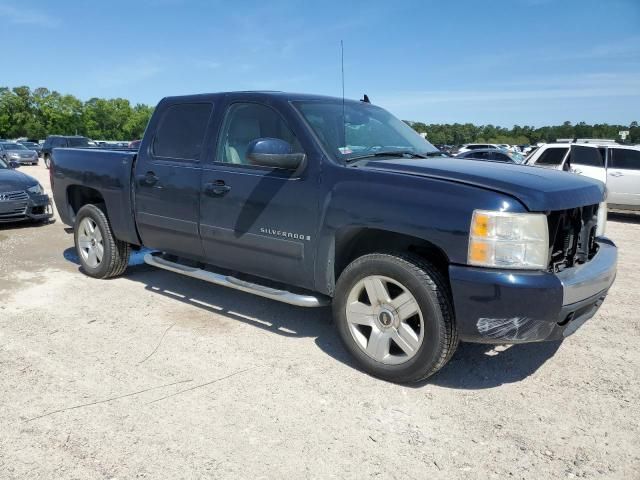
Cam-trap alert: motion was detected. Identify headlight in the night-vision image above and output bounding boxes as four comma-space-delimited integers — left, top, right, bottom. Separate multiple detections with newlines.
468, 210, 549, 270
596, 201, 607, 237
27, 184, 43, 195
9, 153, 20, 159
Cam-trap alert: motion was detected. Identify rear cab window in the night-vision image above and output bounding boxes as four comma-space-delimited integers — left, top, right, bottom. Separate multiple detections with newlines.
152, 103, 213, 161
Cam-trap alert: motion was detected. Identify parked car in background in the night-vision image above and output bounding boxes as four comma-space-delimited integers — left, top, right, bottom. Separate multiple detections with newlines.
456, 148, 526, 163
0, 142, 39, 165
41, 135, 90, 168
0, 158, 52, 223
456, 143, 499, 154
526, 141, 640, 211
18, 141, 43, 157
50, 91, 616, 383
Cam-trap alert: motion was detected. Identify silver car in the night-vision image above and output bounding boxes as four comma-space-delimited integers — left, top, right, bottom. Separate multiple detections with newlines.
0, 142, 39, 166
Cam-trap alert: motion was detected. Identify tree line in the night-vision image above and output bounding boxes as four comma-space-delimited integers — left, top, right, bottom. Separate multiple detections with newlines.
0, 86, 154, 140
1, 85, 638, 144
408, 120, 640, 146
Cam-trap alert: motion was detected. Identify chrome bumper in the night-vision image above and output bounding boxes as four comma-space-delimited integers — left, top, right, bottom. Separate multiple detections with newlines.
557, 239, 617, 305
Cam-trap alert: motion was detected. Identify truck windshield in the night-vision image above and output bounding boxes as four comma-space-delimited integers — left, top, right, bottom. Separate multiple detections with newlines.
294, 101, 439, 163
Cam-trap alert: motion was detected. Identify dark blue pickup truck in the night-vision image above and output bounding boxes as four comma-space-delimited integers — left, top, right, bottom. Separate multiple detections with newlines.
50, 91, 617, 383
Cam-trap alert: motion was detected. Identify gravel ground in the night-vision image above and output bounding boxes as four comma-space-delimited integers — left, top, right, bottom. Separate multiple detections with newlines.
1, 162, 639, 479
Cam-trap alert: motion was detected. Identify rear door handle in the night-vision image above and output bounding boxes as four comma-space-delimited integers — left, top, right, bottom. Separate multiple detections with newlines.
205, 181, 231, 197
138, 171, 159, 186
609, 171, 623, 177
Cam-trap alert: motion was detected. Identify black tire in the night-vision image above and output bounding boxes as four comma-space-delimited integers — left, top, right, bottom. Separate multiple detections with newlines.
44, 155, 51, 169
73, 204, 130, 279
333, 252, 458, 383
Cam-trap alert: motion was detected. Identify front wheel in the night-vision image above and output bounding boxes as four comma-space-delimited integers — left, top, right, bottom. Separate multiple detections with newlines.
74, 204, 130, 279
333, 253, 458, 383
44, 155, 51, 169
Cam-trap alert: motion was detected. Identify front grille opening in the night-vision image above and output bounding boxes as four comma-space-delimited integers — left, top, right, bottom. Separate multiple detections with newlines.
31, 206, 45, 215
547, 204, 599, 272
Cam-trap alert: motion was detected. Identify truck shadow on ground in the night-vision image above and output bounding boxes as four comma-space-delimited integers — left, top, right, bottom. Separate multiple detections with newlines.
609, 211, 640, 224
62, 247, 562, 389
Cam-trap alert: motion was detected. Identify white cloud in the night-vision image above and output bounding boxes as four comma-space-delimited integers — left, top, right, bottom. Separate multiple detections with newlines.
378, 71, 640, 109
0, 4, 58, 27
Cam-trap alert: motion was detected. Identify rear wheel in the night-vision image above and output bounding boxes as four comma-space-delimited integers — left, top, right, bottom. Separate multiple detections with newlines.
74, 204, 130, 279
333, 253, 458, 383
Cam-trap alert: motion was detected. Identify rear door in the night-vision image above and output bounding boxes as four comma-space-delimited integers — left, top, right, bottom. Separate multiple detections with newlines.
607, 148, 640, 207
134, 101, 214, 258
569, 144, 606, 183
199, 99, 319, 289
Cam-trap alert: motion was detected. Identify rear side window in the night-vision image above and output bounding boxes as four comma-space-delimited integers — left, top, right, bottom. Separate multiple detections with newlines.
152, 103, 213, 160
490, 152, 510, 162
535, 147, 568, 165
571, 146, 604, 167
611, 149, 640, 170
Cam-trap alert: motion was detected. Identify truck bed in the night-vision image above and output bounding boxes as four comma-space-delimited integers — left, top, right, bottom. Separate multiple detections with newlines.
50, 147, 140, 245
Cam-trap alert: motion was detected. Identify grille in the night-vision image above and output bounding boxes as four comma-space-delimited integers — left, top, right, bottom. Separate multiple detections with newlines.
0, 190, 28, 202
547, 204, 599, 272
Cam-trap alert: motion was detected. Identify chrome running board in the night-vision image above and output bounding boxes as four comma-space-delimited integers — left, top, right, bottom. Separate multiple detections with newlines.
144, 253, 330, 308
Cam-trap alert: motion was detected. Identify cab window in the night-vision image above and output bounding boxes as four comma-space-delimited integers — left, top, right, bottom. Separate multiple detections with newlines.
217, 103, 302, 165
152, 103, 213, 161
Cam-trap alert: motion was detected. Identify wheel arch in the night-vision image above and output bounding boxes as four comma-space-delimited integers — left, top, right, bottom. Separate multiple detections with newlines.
328, 226, 451, 295
66, 185, 106, 223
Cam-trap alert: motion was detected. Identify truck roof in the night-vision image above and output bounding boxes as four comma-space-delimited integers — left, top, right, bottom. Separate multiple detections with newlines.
159, 91, 365, 105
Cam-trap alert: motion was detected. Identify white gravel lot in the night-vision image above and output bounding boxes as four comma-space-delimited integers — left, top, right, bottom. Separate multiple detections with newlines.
0, 162, 638, 479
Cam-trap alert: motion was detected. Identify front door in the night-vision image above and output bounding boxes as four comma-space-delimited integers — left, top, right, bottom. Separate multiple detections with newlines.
134, 102, 213, 258
607, 148, 640, 208
199, 101, 319, 289
568, 145, 606, 183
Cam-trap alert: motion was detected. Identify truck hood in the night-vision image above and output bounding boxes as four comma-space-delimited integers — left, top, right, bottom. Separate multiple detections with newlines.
364, 157, 605, 211
0, 169, 38, 191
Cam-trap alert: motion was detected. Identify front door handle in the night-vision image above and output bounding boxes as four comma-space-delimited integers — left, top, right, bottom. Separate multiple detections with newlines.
205, 181, 231, 197
609, 171, 623, 177
138, 171, 159, 186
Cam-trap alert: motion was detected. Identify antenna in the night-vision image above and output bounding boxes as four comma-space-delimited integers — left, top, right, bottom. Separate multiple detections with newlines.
341, 40, 346, 151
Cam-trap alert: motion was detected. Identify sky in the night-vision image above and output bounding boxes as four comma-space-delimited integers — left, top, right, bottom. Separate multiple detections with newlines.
2, 0, 639, 127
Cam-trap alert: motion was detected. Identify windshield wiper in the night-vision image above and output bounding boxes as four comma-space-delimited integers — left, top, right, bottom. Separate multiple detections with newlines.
345, 150, 430, 163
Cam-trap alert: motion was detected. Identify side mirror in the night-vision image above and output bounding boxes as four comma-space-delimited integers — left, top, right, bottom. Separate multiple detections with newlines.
246, 138, 305, 170
9, 160, 20, 169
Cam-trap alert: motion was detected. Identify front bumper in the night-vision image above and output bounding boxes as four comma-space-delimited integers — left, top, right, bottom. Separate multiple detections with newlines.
0, 193, 53, 223
18, 157, 39, 165
449, 238, 617, 343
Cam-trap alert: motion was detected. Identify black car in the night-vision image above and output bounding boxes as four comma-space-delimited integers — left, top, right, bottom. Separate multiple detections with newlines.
0, 158, 52, 223
456, 148, 526, 164
41, 135, 90, 168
